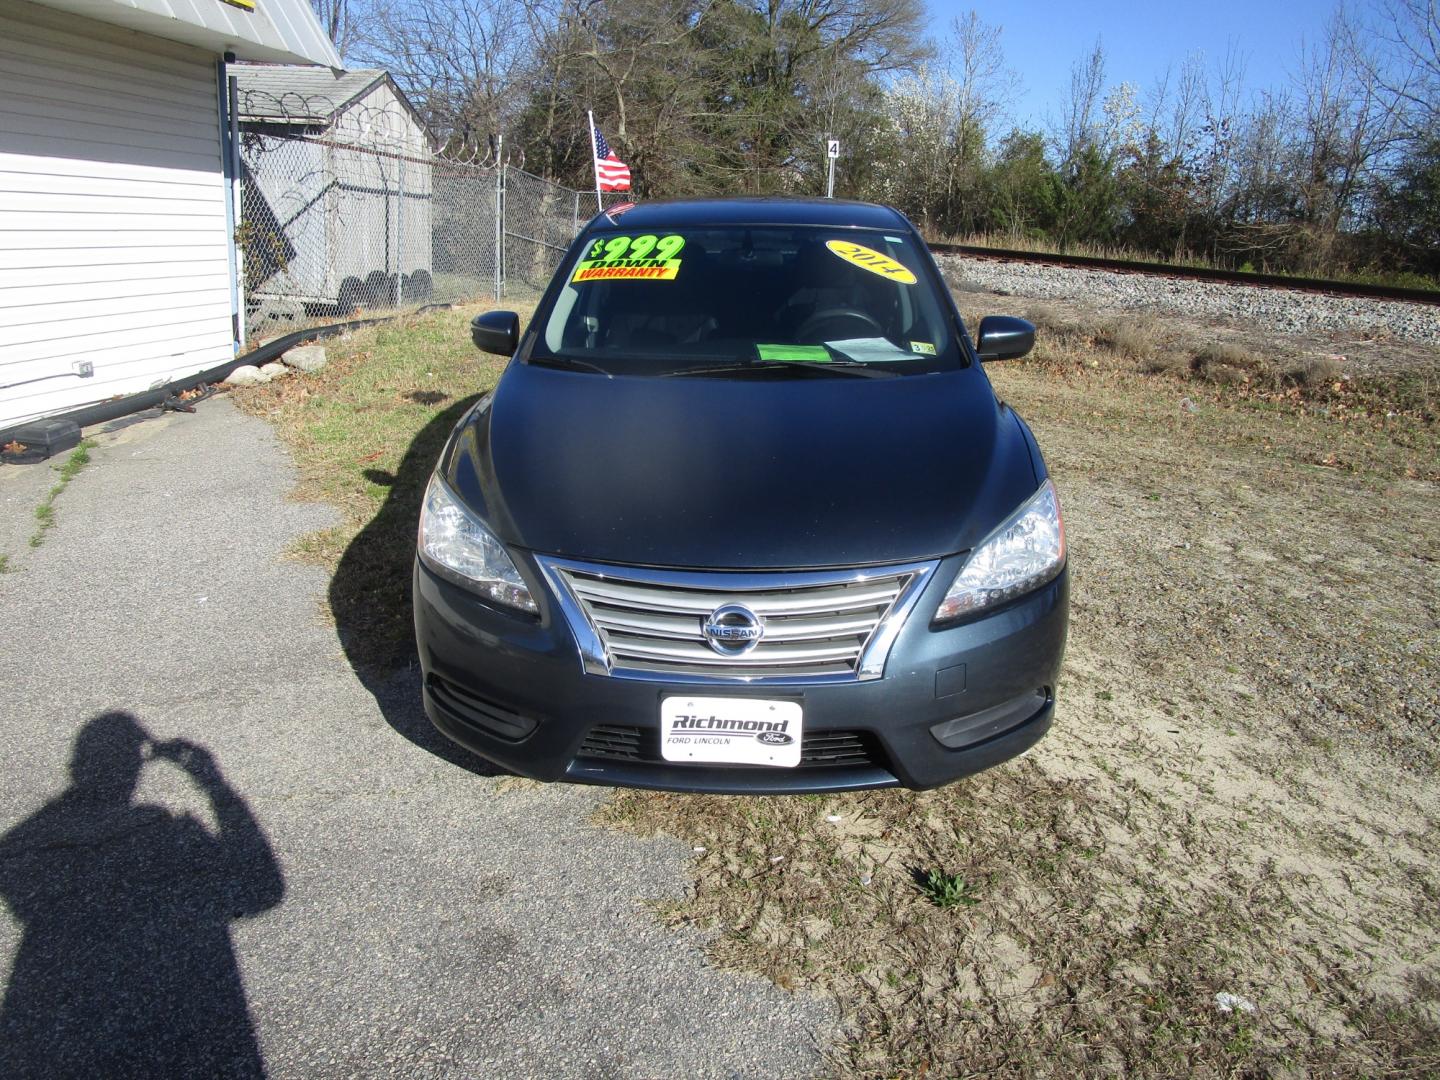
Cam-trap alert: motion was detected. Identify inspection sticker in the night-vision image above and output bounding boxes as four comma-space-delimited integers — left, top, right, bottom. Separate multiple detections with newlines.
825, 240, 917, 284
571, 234, 684, 283
757, 344, 830, 362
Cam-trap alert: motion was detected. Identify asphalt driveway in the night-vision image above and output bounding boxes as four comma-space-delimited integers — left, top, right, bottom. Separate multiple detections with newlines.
0, 399, 833, 1078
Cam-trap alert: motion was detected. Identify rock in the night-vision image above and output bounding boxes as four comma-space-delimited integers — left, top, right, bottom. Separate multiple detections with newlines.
259, 362, 290, 379
1214, 992, 1256, 1014
224, 365, 268, 386
283, 345, 328, 373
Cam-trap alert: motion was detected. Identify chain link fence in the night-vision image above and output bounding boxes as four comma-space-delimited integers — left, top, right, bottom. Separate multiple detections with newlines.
237, 92, 631, 337
500, 166, 632, 298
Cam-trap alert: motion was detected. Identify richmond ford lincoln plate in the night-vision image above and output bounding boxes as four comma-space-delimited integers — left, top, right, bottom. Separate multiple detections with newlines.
412, 197, 1069, 793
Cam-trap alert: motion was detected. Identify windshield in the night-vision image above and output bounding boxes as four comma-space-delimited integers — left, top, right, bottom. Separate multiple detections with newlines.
532, 226, 960, 377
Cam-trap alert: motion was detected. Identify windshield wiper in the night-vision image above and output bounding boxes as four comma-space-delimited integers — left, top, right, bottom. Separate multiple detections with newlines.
663, 360, 893, 379
528, 354, 612, 375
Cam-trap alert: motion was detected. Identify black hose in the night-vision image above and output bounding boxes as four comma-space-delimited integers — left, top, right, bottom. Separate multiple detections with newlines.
0, 306, 454, 453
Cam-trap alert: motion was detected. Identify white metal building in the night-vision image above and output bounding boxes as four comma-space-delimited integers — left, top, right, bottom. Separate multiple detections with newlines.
0, 0, 341, 430
234, 64, 434, 322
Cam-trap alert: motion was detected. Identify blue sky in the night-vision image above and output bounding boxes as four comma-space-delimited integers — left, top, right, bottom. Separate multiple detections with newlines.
925, 0, 1340, 132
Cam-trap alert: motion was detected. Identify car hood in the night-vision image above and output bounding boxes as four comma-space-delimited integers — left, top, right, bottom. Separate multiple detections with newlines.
444, 363, 1038, 569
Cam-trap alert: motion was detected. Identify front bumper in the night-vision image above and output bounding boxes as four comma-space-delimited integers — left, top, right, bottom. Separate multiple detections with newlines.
413, 554, 1068, 793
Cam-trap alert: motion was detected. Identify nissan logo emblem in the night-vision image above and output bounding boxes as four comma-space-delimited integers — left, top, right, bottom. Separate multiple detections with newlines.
702, 604, 765, 656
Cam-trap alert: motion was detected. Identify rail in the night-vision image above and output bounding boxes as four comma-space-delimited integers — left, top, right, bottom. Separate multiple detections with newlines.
926, 241, 1440, 307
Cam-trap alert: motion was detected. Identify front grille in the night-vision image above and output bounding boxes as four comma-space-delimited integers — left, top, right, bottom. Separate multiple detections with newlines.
799, 730, 882, 768
537, 557, 935, 683
577, 724, 884, 770
577, 724, 651, 762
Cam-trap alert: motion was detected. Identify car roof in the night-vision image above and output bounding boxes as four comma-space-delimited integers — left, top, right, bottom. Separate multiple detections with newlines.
581, 197, 912, 233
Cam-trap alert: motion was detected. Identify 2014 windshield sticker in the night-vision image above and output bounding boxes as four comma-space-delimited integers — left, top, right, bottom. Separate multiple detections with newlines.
571, 234, 685, 282
824, 240, 917, 284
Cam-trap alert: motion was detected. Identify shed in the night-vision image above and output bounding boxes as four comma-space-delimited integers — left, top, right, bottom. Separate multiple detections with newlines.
0, 0, 340, 433
234, 64, 434, 324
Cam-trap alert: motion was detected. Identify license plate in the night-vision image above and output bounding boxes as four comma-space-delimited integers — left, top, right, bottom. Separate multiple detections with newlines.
660, 696, 803, 768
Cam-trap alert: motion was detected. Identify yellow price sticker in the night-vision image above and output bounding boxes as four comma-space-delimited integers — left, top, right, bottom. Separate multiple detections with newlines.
572, 263, 679, 282
825, 240, 917, 285
570, 234, 685, 284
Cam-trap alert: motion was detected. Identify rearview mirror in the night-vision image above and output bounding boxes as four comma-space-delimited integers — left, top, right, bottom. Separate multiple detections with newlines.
470, 311, 520, 356
975, 316, 1035, 362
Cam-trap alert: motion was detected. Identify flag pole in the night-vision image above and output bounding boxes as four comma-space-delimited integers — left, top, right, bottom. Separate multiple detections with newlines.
586, 109, 603, 212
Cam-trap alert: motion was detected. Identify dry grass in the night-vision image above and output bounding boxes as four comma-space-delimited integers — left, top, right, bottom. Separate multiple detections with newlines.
233, 302, 1440, 1076
974, 300, 1440, 462
1105, 317, 1162, 362
1190, 341, 1265, 384
940, 230, 1217, 268
1012, 305, 1164, 368
602, 355, 1440, 1076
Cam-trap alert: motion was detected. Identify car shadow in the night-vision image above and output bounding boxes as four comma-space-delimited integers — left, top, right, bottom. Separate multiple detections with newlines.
0, 711, 283, 1079
328, 393, 502, 776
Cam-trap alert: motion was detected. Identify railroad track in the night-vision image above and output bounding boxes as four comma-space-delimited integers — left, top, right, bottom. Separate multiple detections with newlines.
926, 241, 1440, 307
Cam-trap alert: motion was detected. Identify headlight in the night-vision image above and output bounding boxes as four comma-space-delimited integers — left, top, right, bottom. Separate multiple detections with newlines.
418, 474, 538, 614
934, 480, 1065, 623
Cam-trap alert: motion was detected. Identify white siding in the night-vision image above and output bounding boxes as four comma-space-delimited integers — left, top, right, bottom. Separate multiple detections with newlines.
0, 1, 234, 429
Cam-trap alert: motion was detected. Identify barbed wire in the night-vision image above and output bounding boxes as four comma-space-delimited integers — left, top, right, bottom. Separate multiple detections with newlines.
235, 89, 521, 170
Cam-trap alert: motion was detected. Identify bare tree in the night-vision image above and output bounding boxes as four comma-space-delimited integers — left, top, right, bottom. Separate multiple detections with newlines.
1367, 0, 1440, 136
1150, 53, 1207, 160
1291, 6, 1405, 243
945, 10, 1019, 137
569, 0, 714, 147
1189, 45, 1249, 223
350, 0, 530, 152
703, 0, 931, 188
309, 0, 362, 59
1058, 40, 1106, 164
510, 0, 717, 193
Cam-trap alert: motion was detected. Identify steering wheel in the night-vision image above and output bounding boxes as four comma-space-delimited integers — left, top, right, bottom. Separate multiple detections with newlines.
793, 307, 885, 343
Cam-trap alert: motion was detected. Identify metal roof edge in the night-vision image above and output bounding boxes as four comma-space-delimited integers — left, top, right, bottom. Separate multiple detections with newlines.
28, 0, 341, 68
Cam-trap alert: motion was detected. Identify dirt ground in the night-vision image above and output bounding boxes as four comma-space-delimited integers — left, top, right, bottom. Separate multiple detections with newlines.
231, 290, 1438, 1076
603, 290, 1440, 1076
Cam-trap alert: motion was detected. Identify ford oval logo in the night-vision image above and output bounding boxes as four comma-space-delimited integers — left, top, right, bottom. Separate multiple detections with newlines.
702, 604, 765, 656
756, 731, 794, 746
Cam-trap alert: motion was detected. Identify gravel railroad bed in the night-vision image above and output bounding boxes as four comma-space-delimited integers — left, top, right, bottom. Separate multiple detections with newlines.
937, 254, 1440, 347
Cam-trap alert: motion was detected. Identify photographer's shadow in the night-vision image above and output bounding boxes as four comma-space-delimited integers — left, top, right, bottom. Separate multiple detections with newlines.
0, 712, 283, 1079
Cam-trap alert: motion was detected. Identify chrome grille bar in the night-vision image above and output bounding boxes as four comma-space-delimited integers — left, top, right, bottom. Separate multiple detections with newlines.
590, 608, 881, 642
569, 577, 906, 616
607, 637, 865, 665
535, 556, 938, 684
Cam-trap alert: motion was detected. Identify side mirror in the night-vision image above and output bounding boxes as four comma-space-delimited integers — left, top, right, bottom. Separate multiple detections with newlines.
470, 311, 520, 356
975, 315, 1035, 361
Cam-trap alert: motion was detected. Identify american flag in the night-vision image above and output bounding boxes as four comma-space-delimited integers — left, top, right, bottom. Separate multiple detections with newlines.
593, 126, 631, 192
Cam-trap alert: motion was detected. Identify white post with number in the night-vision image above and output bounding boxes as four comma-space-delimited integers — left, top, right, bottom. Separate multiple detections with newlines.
825, 138, 839, 198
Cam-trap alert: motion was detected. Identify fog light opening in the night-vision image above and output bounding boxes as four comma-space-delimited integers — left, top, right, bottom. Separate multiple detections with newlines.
929, 687, 1049, 749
